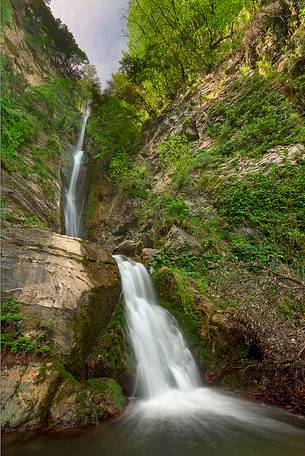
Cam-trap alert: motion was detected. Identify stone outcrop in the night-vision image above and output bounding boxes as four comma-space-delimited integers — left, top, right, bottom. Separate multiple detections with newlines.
1, 223, 122, 432
1, 223, 120, 360
1, 363, 60, 431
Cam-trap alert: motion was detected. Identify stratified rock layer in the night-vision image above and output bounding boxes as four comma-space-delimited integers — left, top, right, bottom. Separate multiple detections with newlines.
1, 223, 122, 432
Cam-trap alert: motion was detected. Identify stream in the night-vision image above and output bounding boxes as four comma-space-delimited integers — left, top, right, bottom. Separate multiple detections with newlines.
4, 117, 304, 456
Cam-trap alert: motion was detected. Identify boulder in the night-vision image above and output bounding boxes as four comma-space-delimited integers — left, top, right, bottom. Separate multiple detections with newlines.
113, 239, 138, 257
49, 378, 125, 430
166, 226, 203, 256
141, 248, 159, 262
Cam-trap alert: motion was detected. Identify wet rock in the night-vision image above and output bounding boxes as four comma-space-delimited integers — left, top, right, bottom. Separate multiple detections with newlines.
210, 312, 226, 327
233, 227, 258, 238
49, 378, 125, 430
113, 239, 139, 257
184, 124, 199, 141
1, 363, 60, 432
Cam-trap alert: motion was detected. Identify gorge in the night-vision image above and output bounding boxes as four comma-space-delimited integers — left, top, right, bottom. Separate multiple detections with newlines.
1, 0, 305, 454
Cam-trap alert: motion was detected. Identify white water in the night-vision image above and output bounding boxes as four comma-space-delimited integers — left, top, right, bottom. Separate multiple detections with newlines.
64, 108, 90, 237
114, 255, 305, 443
114, 255, 200, 399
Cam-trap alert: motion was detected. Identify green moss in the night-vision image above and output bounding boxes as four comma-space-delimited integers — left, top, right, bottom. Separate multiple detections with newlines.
88, 378, 126, 408
278, 296, 305, 320
98, 302, 128, 381
1, 0, 13, 30
152, 267, 210, 364
85, 178, 98, 234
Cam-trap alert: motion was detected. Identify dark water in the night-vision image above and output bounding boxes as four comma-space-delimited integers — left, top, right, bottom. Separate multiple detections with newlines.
3, 394, 305, 456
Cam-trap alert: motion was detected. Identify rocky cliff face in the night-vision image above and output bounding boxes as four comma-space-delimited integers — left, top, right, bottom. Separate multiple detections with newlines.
1, 1, 126, 432
87, 37, 305, 412
1, 0, 83, 231
1, 224, 124, 431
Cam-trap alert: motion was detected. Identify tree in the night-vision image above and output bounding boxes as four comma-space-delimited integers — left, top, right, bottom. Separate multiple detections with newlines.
126, 0, 246, 102
23, 0, 88, 79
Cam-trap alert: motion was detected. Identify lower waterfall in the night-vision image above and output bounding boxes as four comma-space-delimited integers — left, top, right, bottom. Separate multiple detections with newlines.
114, 255, 200, 399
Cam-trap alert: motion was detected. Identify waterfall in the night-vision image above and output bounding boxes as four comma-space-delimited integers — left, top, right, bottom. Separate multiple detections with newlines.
114, 255, 201, 399
64, 108, 90, 237
113, 252, 305, 450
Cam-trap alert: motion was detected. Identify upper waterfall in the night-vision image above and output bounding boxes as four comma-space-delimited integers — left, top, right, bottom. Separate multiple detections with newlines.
64, 107, 90, 238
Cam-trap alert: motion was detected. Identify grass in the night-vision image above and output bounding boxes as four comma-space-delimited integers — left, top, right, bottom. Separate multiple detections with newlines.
217, 163, 305, 264
1, 0, 13, 30
1, 70, 80, 180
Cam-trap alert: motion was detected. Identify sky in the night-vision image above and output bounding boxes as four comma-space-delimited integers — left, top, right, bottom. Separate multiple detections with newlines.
50, 0, 129, 88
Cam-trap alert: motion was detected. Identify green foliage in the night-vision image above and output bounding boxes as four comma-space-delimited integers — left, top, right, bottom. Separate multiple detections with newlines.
1, 332, 51, 354
205, 72, 305, 157
1, 74, 79, 181
98, 303, 127, 381
278, 296, 305, 320
153, 267, 209, 363
142, 193, 190, 227
1, 95, 35, 172
235, 341, 252, 361
174, 148, 213, 189
157, 134, 190, 167
230, 236, 284, 266
24, 213, 47, 228
1, 297, 51, 355
89, 96, 142, 159
108, 152, 130, 182
1, 0, 13, 30
217, 164, 305, 263
127, 0, 248, 104
0, 298, 23, 323
21, 0, 88, 79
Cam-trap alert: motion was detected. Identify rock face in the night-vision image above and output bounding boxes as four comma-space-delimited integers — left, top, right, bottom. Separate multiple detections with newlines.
1, 168, 62, 232
1, 363, 60, 431
1, 223, 123, 432
1, 223, 120, 360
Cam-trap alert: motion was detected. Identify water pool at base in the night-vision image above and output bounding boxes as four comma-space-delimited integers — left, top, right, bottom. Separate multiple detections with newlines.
3, 392, 305, 456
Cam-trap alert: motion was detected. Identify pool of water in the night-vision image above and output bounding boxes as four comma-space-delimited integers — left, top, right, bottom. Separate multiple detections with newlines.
3, 390, 305, 456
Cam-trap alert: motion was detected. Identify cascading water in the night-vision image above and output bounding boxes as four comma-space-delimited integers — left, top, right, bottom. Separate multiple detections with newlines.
110, 255, 305, 455
64, 107, 90, 237
114, 255, 201, 399
5, 237, 305, 456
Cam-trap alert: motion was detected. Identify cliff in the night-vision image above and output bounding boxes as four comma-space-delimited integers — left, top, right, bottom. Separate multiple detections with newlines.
1, 0, 124, 432
1, 0, 305, 432
87, 3, 305, 413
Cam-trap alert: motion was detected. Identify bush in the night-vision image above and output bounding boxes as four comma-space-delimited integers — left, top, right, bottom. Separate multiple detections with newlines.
157, 134, 190, 168
217, 164, 305, 263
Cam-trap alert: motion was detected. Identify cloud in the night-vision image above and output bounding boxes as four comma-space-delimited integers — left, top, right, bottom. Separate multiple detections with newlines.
50, 0, 128, 87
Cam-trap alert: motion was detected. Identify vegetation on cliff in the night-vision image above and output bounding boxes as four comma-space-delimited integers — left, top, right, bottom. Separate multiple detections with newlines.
88, 0, 305, 413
